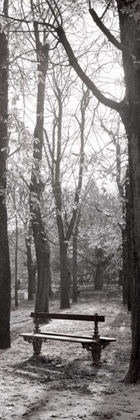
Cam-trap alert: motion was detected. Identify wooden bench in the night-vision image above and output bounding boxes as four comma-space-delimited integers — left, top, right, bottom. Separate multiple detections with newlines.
20, 311, 116, 364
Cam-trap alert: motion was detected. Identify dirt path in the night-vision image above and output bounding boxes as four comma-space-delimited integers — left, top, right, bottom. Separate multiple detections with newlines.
0, 296, 140, 420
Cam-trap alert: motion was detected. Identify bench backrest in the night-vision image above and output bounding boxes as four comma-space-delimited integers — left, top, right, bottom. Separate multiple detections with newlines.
31, 312, 105, 322
31, 311, 105, 339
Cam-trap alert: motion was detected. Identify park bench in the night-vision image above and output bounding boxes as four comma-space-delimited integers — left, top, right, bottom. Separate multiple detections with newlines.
20, 311, 116, 363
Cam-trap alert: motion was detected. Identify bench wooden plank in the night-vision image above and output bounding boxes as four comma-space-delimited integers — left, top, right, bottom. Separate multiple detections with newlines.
37, 331, 116, 342
100, 336, 116, 342
20, 332, 94, 344
39, 331, 94, 339
31, 312, 105, 322
20, 332, 116, 344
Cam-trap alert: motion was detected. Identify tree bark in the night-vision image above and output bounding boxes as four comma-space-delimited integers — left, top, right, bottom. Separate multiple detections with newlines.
94, 264, 103, 291
72, 208, 81, 303
15, 214, 18, 307
123, 169, 132, 311
125, 184, 132, 311
72, 230, 78, 303
121, 181, 130, 308
122, 226, 129, 306
0, 26, 11, 348
117, 1, 140, 382
60, 241, 70, 309
30, 23, 50, 315
25, 223, 34, 301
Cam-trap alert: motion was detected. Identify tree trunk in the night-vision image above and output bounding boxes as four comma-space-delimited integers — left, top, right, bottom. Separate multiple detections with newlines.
25, 229, 34, 301
34, 218, 50, 313
0, 28, 11, 348
117, 1, 140, 382
72, 232, 78, 303
30, 23, 50, 315
120, 167, 131, 310
32, 261, 37, 294
125, 170, 132, 311
49, 269, 52, 298
54, 182, 70, 309
119, 269, 123, 286
60, 241, 70, 309
72, 208, 81, 303
122, 226, 129, 305
15, 214, 18, 307
94, 264, 103, 291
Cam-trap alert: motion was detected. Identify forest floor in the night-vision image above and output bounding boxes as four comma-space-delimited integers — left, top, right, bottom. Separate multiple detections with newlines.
0, 290, 140, 420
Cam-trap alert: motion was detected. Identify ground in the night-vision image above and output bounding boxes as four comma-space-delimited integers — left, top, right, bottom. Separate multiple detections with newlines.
1, 292, 140, 420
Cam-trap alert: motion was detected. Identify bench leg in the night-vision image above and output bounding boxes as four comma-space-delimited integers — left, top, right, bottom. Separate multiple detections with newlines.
33, 338, 42, 355
91, 343, 101, 364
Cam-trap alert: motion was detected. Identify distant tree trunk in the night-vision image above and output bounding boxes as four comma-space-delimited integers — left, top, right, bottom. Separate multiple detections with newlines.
34, 220, 50, 313
49, 269, 52, 298
94, 264, 103, 291
32, 261, 37, 294
25, 224, 34, 301
25, 221, 36, 301
72, 209, 81, 303
67, 261, 71, 294
119, 269, 123, 286
15, 214, 18, 307
54, 185, 70, 309
30, 23, 50, 315
94, 248, 103, 291
60, 241, 70, 309
72, 232, 78, 302
0, 11, 11, 348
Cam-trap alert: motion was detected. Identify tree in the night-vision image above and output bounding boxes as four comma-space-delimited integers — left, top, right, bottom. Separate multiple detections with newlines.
30, 22, 51, 314
25, 221, 36, 301
0, 0, 11, 349
72, 206, 81, 302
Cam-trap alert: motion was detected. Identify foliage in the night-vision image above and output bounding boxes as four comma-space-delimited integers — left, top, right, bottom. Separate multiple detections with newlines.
76, 180, 122, 284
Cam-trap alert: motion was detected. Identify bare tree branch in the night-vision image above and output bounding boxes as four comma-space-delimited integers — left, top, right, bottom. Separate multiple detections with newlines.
56, 26, 121, 112
100, 2, 111, 20
89, 8, 131, 57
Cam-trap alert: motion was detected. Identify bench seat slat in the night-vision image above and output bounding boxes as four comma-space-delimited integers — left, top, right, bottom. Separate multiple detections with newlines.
20, 332, 116, 344
31, 312, 105, 322
100, 336, 116, 342
20, 332, 94, 344
38, 331, 116, 342
39, 331, 94, 339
